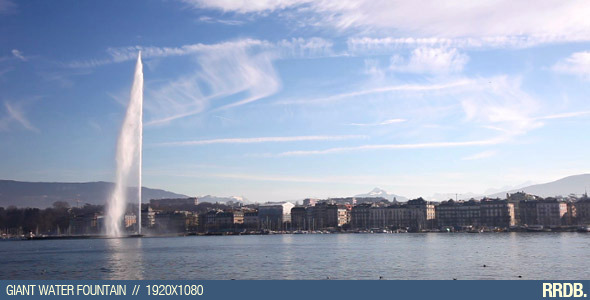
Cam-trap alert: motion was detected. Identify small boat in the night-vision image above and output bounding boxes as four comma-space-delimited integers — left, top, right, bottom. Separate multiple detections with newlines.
578, 225, 590, 232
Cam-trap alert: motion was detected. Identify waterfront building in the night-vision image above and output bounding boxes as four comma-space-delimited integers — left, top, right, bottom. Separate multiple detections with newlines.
575, 195, 590, 224
507, 192, 537, 225
124, 214, 137, 229
435, 199, 481, 228
479, 198, 515, 228
300, 204, 326, 230
368, 203, 389, 228
149, 197, 198, 210
202, 210, 220, 226
519, 198, 567, 227
406, 198, 436, 230
291, 206, 307, 230
243, 211, 259, 230
519, 200, 539, 226
564, 201, 577, 225
536, 198, 567, 226
436, 198, 515, 229
141, 206, 156, 229
326, 204, 350, 228
350, 203, 372, 229
292, 203, 350, 230
69, 213, 101, 235
322, 197, 356, 205
154, 211, 197, 233
350, 198, 434, 230
387, 204, 411, 229
258, 202, 295, 230
214, 211, 244, 227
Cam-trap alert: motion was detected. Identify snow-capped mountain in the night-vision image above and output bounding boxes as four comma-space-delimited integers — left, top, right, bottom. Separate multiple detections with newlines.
198, 195, 248, 204
355, 187, 408, 202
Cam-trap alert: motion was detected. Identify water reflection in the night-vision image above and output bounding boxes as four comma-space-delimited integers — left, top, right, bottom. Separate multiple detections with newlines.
105, 238, 145, 280
3, 233, 590, 279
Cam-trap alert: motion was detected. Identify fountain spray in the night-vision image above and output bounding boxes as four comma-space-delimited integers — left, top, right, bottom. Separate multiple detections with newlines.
106, 52, 143, 237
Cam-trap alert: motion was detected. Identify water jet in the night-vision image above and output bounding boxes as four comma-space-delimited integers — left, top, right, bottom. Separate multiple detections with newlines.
106, 52, 143, 237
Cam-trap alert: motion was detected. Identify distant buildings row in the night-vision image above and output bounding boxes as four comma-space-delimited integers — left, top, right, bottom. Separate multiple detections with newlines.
63, 192, 590, 235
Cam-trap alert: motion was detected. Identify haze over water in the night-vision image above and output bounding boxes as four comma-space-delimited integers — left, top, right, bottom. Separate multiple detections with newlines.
1, 233, 589, 280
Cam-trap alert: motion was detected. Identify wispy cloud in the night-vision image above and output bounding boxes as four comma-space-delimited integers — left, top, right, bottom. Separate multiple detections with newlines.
66, 58, 113, 69
460, 76, 542, 137
462, 77, 590, 138
189, 1, 590, 46
0, 0, 16, 14
537, 110, 590, 120
481, 110, 590, 134
0, 67, 13, 78
145, 43, 281, 125
462, 150, 497, 161
106, 39, 269, 63
348, 118, 406, 126
0, 101, 38, 132
68, 37, 334, 68
552, 51, 590, 80
146, 168, 438, 189
270, 75, 589, 158
66, 39, 266, 68
87, 120, 102, 132
68, 37, 335, 126
11, 49, 26, 61
276, 79, 474, 105
389, 47, 468, 74
181, 0, 310, 14
38, 69, 91, 88
198, 16, 244, 26
275, 137, 505, 157
347, 35, 590, 53
153, 135, 366, 147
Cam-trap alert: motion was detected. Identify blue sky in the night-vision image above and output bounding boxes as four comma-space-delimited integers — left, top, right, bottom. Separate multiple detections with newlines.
1, 0, 590, 202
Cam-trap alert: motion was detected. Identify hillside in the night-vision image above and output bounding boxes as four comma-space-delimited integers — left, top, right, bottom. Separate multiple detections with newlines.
0, 180, 188, 208
487, 174, 590, 198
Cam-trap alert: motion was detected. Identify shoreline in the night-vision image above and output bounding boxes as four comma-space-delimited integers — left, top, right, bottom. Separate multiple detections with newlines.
2, 228, 589, 241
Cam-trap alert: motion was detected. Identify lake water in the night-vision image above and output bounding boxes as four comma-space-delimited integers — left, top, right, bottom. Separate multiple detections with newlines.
1, 233, 589, 280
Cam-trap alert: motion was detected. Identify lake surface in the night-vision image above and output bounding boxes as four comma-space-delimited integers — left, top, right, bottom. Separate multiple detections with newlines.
1, 233, 589, 280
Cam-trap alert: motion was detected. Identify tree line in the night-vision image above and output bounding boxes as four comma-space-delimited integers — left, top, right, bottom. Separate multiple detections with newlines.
0, 201, 102, 235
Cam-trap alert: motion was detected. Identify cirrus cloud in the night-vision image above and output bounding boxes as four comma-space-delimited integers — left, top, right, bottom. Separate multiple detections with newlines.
186, 0, 590, 46
153, 134, 367, 147
389, 47, 468, 74
552, 51, 590, 80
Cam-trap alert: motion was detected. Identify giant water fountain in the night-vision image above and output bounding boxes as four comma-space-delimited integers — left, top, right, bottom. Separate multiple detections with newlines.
106, 52, 143, 237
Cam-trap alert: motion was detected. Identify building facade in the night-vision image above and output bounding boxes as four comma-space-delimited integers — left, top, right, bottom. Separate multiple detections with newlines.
436, 200, 481, 228
480, 198, 515, 228
258, 202, 295, 230
150, 197, 198, 210
575, 196, 590, 224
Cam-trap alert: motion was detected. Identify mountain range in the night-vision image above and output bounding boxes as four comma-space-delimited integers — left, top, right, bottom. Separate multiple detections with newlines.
356, 174, 590, 202
0, 180, 188, 208
355, 187, 408, 202
1, 174, 589, 208
485, 174, 590, 199
427, 174, 590, 201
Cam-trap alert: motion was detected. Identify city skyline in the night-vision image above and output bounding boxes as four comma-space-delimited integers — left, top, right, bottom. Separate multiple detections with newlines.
1, 0, 590, 202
